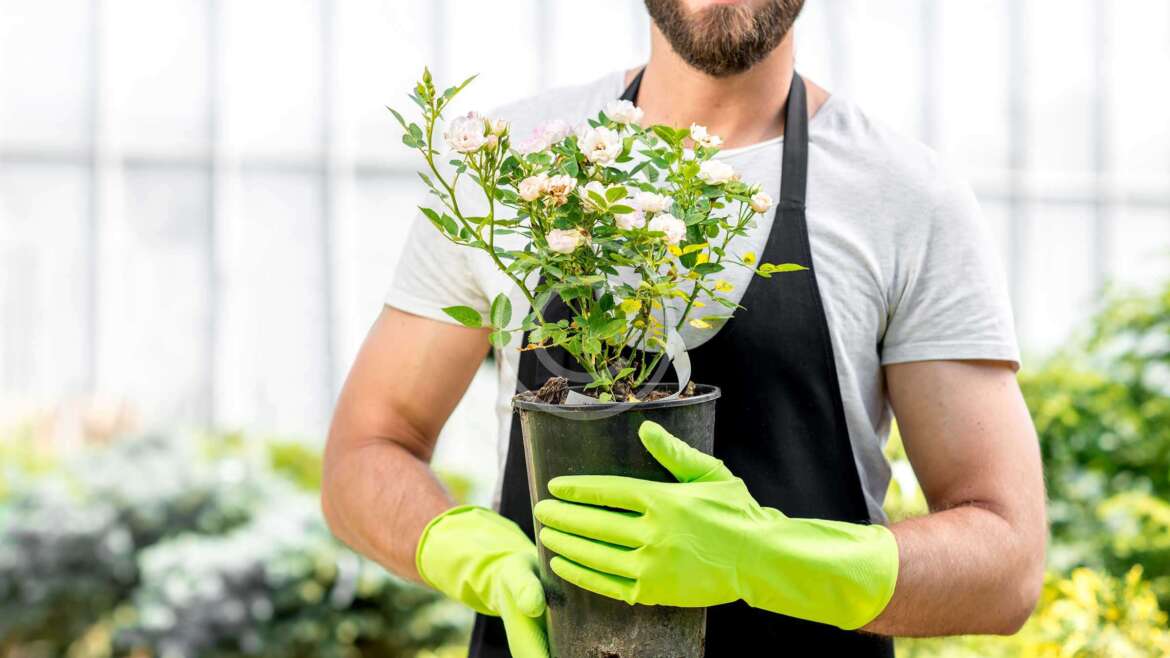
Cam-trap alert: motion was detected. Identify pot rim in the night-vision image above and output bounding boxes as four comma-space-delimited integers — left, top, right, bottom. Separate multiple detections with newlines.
512, 383, 721, 413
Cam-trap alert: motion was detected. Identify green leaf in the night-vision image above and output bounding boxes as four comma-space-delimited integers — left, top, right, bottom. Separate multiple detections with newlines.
692, 263, 724, 276
610, 204, 635, 214
605, 186, 627, 203
386, 106, 408, 130
442, 306, 483, 328
489, 330, 510, 348
759, 262, 809, 275
491, 293, 513, 328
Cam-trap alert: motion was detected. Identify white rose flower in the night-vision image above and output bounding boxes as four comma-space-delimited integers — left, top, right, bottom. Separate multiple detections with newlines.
698, 160, 737, 185
540, 119, 572, 143
514, 119, 573, 155
689, 123, 723, 148
544, 174, 577, 207
632, 191, 673, 214
605, 99, 644, 125
616, 208, 647, 231
519, 173, 549, 202
547, 228, 584, 254
648, 213, 686, 245
576, 125, 623, 165
749, 191, 774, 213
581, 181, 608, 212
444, 112, 487, 153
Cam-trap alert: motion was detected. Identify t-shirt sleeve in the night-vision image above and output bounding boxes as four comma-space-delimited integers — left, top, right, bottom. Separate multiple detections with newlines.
880, 167, 1021, 371
383, 190, 491, 326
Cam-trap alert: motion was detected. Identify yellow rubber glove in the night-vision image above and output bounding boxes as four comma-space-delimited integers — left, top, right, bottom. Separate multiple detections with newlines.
533, 421, 900, 630
415, 505, 549, 657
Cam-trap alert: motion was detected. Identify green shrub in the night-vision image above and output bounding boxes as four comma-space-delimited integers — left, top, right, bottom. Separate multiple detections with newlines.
0, 432, 469, 658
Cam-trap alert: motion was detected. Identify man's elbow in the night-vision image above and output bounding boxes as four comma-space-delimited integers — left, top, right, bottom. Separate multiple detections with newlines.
995, 535, 1047, 635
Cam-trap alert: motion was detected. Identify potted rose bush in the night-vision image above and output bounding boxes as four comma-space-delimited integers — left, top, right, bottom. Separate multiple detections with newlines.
389, 69, 803, 657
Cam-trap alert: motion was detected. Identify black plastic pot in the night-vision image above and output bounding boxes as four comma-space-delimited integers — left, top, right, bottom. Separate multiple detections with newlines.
513, 384, 721, 658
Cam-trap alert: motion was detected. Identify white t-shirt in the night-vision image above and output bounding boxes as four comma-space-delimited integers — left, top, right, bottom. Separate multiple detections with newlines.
385, 69, 1020, 523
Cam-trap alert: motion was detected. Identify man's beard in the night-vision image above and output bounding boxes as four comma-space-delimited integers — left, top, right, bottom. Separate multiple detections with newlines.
644, 0, 805, 77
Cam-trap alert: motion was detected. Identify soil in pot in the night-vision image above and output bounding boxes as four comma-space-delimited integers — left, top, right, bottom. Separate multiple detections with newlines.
514, 380, 720, 658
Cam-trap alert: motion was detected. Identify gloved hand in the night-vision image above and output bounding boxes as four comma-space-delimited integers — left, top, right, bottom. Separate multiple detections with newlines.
532, 421, 900, 630
415, 505, 549, 657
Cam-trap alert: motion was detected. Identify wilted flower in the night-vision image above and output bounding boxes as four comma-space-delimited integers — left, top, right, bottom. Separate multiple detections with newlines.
690, 123, 723, 148
616, 208, 647, 231
518, 174, 548, 202
544, 175, 576, 207
648, 213, 686, 245
547, 228, 585, 254
576, 125, 623, 165
698, 160, 737, 185
444, 112, 487, 153
632, 191, 672, 214
750, 191, 773, 213
605, 99, 644, 125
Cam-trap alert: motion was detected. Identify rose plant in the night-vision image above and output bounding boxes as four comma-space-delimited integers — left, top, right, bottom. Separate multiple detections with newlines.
389, 69, 804, 400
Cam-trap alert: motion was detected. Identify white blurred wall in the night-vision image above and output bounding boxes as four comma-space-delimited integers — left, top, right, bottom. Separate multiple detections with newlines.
2, 1, 1169, 484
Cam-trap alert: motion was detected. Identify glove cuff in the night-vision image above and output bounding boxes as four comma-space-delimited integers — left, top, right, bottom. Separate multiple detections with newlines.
414, 504, 484, 590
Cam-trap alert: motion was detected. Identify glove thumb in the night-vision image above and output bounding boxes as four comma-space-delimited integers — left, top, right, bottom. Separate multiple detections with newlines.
638, 420, 731, 483
502, 569, 547, 618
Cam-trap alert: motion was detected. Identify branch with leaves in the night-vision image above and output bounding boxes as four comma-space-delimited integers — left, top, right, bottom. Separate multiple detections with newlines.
389, 69, 806, 401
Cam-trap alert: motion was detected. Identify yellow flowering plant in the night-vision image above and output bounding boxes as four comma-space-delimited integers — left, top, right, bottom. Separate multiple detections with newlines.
389, 69, 804, 399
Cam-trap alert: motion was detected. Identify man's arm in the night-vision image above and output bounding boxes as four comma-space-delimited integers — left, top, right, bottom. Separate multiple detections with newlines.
863, 359, 1047, 636
321, 306, 489, 581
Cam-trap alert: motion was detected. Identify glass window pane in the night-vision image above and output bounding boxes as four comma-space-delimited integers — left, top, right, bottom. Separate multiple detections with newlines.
338, 1, 437, 165
221, 0, 323, 158
216, 171, 328, 435
96, 167, 211, 425
546, 2, 645, 88
937, 1, 1011, 176
1108, 1, 1170, 178
831, 0, 926, 141
1027, 0, 1096, 175
0, 164, 89, 397
1109, 207, 1170, 293
334, 175, 414, 369
444, 0, 541, 112
1019, 204, 1096, 354
0, 0, 91, 150
105, 0, 210, 155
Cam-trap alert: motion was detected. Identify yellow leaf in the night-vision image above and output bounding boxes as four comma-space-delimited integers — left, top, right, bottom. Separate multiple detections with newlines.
668, 245, 683, 256
689, 318, 712, 329
619, 299, 642, 314
714, 279, 734, 293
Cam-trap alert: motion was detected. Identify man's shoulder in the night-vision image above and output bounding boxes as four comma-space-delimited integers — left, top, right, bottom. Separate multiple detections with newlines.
488, 69, 628, 137
815, 95, 971, 215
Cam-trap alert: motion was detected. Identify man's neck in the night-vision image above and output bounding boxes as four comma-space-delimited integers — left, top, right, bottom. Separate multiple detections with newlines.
629, 29, 824, 150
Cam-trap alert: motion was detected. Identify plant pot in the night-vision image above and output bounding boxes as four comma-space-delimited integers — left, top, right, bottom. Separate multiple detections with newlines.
513, 384, 721, 658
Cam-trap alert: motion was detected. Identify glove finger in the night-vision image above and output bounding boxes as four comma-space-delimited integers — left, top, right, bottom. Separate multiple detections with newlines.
499, 597, 550, 658
638, 420, 731, 483
550, 555, 638, 606
539, 527, 640, 580
547, 475, 650, 513
499, 564, 547, 618
533, 499, 645, 548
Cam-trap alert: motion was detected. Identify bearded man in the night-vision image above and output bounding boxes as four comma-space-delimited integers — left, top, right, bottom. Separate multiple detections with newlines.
321, 1, 1047, 656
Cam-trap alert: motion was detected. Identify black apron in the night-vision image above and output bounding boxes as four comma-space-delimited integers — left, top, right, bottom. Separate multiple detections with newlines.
470, 70, 895, 658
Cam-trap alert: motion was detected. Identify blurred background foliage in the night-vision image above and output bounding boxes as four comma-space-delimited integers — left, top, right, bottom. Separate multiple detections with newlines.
4, 279, 1170, 657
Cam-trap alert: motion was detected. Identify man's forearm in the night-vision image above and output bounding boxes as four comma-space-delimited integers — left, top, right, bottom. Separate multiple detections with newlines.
860, 502, 1046, 637
322, 438, 453, 582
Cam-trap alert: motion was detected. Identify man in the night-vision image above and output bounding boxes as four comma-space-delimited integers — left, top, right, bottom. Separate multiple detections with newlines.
322, 1, 1047, 656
